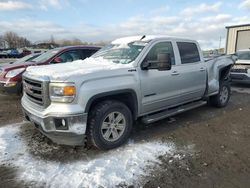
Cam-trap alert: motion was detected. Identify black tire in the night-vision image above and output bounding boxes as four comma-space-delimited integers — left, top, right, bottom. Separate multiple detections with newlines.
87, 100, 133, 150
210, 81, 231, 108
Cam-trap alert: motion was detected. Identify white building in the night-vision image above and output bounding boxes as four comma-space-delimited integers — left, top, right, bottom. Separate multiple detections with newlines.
225, 24, 250, 54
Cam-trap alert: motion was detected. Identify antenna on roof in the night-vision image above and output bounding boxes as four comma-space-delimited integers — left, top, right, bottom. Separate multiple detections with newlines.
140, 35, 146, 40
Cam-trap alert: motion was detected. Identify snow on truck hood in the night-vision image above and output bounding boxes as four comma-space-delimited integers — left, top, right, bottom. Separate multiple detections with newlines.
25, 57, 133, 80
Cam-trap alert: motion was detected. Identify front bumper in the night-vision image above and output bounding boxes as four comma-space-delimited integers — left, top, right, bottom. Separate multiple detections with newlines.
0, 81, 22, 94
230, 73, 250, 83
22, 101, 88, 146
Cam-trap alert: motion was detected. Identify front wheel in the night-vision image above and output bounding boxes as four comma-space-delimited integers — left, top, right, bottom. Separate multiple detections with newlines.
210, 81, 231, 108
87, 100, 133, 150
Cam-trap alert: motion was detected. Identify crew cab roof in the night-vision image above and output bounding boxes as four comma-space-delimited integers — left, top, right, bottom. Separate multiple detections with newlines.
112, 35, 195, 44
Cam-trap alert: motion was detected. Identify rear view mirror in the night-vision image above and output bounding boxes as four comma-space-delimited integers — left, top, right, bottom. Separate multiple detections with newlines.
157, 53, 171, 71
53, 57, 63, 64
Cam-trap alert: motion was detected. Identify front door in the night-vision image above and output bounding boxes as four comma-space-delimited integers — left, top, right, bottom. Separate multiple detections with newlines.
139, 41, 183, 114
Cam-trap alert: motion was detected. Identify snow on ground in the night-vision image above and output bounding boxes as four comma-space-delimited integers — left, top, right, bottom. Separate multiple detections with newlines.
232, 86, 250, 95
0, 123, 176, 188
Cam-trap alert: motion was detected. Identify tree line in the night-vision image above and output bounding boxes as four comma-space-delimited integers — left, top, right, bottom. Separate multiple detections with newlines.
0, 31, 107, 49
0, 31, 31, 49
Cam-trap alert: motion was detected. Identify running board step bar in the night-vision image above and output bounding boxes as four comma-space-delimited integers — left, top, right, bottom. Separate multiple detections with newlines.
142, 101, 207, 124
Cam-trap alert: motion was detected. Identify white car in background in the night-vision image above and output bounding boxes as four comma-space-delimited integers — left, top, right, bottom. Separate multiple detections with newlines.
231, 49, 250, 83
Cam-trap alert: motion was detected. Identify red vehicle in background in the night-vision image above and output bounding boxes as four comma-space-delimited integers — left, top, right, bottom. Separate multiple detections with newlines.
21, 49, 32, 57
0, 46, 100, 94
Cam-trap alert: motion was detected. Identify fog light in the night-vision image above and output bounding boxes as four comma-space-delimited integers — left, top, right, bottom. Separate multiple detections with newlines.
54, 118, 69, 130
4, 81, 17, 87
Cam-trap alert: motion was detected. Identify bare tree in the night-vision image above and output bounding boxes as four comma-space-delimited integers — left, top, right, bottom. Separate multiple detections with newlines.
3, 32, 19, 48
3, 31, 31, 48
0, 35, 5, 48
59, 39, 73, 46
56, 38, 107, 47
72, 38, 83, 45
50, 35, 55, 44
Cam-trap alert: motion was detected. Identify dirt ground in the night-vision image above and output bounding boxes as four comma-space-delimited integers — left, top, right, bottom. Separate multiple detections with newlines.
0, 84, 250, 187
140, 85, 250, 188
0, 94, 22, 125
0, 58, 17, 64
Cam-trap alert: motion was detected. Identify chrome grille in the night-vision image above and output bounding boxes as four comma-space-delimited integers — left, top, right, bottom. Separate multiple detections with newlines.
231, 68, 247, 73
23, 76, 50, 107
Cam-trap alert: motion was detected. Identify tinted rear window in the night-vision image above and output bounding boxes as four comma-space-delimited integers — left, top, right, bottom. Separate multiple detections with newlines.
177, 42, 200, 64
237, 51, 250, 60
82, 49, 99, 59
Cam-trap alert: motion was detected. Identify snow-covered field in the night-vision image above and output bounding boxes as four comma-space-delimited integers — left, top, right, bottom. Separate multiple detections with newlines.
0, 123, 177, 187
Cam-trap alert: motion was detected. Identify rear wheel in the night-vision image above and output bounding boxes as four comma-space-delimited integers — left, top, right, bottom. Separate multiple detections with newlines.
87, 100, 133, 150
210, 81, 231, 108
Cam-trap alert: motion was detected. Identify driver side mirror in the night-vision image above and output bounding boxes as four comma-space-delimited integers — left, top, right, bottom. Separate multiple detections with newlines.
157, 53, 172, 71
52, 57, 63, 64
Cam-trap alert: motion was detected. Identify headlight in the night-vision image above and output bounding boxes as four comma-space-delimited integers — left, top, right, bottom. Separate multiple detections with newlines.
5, 68, 25, 78
49, 83, 76, 103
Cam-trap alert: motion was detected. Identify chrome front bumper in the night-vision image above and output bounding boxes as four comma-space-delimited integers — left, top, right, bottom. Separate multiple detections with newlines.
230, 73, 250, 83
22, 99, 88, 146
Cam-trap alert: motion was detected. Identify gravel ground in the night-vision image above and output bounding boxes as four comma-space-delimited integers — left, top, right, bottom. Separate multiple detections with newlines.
0, 58, 17, 64
0, 84, 250, 187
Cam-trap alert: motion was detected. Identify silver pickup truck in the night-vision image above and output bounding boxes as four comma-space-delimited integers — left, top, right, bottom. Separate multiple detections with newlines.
21, 35, 236, 150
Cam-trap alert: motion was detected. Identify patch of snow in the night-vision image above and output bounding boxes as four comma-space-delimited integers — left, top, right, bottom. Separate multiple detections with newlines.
112, 36, 145, 44
111, 35, 170, 44
232, 87, 250, 95
25, 57, 133, 80
0, 123, 176, 187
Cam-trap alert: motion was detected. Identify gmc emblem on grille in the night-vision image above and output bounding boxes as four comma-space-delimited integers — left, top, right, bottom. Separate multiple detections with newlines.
24, 82, 33, 93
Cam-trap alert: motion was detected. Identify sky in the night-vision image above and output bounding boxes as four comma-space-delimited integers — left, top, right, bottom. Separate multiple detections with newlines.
0, 0, 250, 49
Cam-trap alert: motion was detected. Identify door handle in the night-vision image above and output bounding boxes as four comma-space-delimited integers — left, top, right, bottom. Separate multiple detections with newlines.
200, 67, 205, 72
171, 71, 180, 76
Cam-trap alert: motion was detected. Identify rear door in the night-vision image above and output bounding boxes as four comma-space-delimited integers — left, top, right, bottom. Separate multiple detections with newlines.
176, 42, 206, 103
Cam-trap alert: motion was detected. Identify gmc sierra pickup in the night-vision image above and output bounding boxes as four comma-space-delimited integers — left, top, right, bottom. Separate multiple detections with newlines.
21, 35, 236, 150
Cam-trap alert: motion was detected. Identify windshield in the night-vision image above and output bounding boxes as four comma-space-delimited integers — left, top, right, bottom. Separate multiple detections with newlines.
32, 49, 59, 63
92, 41, 148, 64
237, 51, 250, 60
13, 54, 40, 64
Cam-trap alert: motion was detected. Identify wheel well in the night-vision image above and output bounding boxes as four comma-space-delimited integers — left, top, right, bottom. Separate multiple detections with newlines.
86, 91, 138, 120
219, 65, 232, 81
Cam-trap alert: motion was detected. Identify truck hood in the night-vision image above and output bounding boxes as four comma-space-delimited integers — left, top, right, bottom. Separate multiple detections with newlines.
25, 57, 134, 81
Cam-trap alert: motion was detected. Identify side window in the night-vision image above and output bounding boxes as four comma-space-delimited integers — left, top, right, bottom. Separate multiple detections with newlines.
237, 51, 250, 60
58, 50, 82, 63
177, 42, 200, 64
145, 42, 175, 66
82, 49, 98, 59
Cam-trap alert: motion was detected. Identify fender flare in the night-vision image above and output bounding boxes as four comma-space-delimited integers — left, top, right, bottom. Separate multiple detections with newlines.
84, 89, 138, 119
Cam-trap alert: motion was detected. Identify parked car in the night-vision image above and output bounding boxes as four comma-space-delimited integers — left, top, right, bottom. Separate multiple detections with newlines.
22, 35, 236, 150
0, 46, 100, 94
7, 49, 21, 58
0, 49, 9, 58
0, 53, 41, 65
230, 49, 250, 83
20, 49, 32, 57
